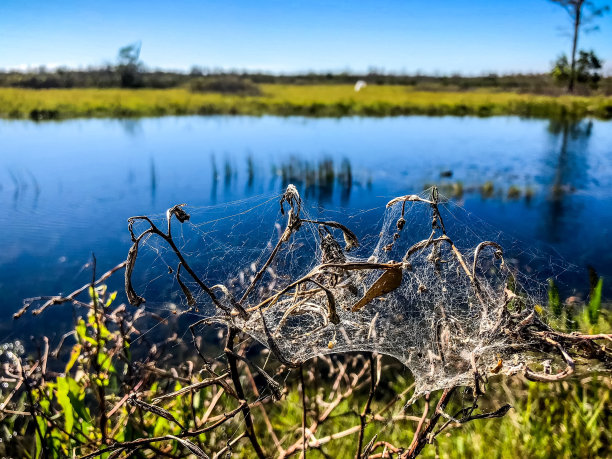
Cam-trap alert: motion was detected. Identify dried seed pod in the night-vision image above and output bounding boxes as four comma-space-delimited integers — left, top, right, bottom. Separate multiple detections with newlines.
168, 204, 190, 223
397, 217, 406, 231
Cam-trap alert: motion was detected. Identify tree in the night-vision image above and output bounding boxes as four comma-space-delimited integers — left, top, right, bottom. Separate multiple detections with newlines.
549, 0, 609, 92
552, 49, 603, 89
117, 41, 143, 88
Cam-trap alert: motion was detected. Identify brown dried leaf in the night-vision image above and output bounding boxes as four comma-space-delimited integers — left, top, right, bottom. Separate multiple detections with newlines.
351, 267, 403, 312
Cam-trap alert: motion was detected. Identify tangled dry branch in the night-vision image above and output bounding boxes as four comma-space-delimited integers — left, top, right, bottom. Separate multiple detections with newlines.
3, 185, 610, 458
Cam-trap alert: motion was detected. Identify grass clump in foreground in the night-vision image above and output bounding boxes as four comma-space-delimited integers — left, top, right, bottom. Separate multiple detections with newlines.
0, 85, 611, 120
1, 283, 609, 458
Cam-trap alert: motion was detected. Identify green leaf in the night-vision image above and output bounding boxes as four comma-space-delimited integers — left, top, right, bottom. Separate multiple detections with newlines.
588, 278, 603, 325
548, 278, 562, 317
76, 318, 96, 345
97, 351, 116, 374
56, 377, 74, 434
66, 377, 92, 424
106, 291, 118, 307
65, 343, 82, 374
88, 286, 97, 302
76, 319, 87, 340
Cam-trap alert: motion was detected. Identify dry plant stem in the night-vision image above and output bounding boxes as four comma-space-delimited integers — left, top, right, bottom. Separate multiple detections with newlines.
523, 337, 575, 382
51, 330, 76, 358
239, 214, 300, 305
403, 388, 456, 459
201, 387, 224, 425
127, 212, 245, 318
212, 431, 247, 459
356, 353, 379, 459
239, 231, 288, 304
0, 358, 39, 415
257, 308, 301, 368
240, 184, 306, 306
152, 373, 231, 403
40, 336, 49, 384
248, 261, 400, 314
225, 348, 282, 398
13, 260, 127, 318
22, 367, 49, 459
407, 393, 430, 456
224, 327, 267, 459
243, 364, 283, 453
281, 358, 371, 458
90, 255, 108, 445
79, 402, 246, 459
368, 441, 401, 458
305, 425, 363, 450
300, 365, 307, 459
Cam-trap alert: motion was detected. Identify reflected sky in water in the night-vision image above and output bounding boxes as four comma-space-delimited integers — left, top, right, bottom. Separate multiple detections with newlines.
1, 115, 611, 339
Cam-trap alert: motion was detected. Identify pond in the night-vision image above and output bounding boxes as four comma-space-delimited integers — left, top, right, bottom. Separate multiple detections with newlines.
1, 115, 611, 341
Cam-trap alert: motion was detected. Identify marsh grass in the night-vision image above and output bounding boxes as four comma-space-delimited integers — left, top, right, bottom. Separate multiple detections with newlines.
1, 85, 611, 120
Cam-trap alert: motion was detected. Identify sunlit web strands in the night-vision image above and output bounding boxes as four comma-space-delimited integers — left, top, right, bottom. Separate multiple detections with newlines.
124, 185, 581, 402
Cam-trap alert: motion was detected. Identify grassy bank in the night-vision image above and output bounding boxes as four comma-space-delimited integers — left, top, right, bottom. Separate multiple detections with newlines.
1, 85, 611, 120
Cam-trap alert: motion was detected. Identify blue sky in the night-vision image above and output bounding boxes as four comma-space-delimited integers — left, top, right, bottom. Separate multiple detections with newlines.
1, 0, 611, 74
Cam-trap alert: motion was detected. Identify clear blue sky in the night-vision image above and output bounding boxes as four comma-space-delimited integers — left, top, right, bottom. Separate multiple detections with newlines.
1, 0, 611, 74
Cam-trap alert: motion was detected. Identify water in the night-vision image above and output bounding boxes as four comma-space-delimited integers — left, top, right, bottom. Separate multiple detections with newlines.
1, 115, 611, 341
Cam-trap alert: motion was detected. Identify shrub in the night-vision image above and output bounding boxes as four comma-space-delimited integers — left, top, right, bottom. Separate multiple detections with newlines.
188, 76, 261, 96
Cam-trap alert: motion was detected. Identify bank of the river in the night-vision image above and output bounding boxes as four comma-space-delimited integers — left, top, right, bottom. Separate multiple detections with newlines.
1, 85, 611, 120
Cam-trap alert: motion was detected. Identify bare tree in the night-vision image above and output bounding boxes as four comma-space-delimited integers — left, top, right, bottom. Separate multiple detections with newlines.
550, 1, 609, 92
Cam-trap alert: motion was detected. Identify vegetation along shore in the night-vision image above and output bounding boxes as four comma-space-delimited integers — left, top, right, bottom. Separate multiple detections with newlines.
1, 85, 612, 120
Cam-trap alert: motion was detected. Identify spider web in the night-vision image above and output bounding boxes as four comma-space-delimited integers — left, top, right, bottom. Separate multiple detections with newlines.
127, 185, 574, 399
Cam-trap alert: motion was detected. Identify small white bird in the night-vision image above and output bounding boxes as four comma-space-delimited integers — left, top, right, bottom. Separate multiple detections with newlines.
354, 80, 367, 92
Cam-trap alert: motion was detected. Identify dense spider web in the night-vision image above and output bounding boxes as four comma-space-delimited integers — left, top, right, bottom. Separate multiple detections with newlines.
127, 185, 572, 398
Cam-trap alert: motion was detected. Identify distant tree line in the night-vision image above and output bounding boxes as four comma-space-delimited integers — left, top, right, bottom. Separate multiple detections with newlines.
1, 68, 611, 94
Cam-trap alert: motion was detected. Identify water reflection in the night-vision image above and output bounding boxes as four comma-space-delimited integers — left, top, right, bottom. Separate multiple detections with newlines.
543, 120, 592, 242
273, 156, 354, 205
118, 118, 143, 137
150, 158, 157, 205
0, 115, 611, 337
246, 155, 255, 190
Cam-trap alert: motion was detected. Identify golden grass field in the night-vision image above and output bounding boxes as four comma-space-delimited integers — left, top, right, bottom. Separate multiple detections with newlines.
1, 85, 611, 119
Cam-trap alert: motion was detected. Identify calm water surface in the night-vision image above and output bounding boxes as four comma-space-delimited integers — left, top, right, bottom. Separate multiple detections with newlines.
1, 116, 611, 340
